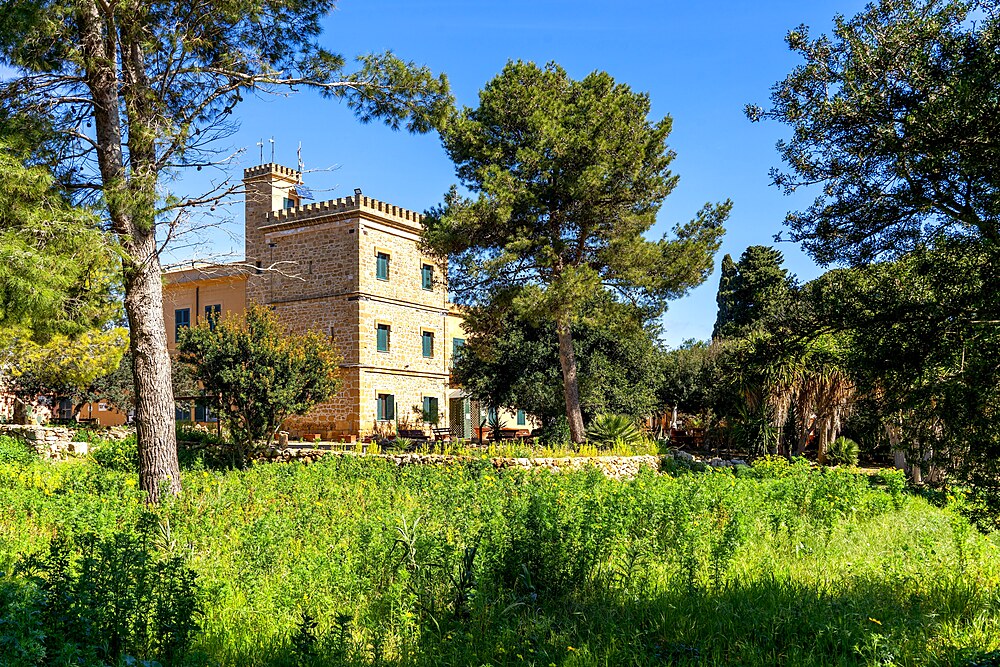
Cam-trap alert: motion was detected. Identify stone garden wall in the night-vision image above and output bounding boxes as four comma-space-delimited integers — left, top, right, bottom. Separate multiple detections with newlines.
262, 448, 749, 481
0, 424, 132, 460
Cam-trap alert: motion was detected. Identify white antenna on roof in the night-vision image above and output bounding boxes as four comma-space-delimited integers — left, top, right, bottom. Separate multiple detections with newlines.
297, 141, 304, 174
268, 137, 275, 163
256, 140, 264, 164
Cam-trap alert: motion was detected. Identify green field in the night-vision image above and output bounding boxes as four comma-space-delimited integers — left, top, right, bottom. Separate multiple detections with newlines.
1, 440, 998, 666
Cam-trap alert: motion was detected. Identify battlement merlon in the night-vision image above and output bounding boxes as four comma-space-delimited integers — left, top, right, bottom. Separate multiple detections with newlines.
263, 193, 426, 232
243, 163, 301, 183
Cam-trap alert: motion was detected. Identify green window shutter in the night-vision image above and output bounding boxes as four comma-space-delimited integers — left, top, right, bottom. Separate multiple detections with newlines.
205, 304, 221, 330
422, 331, 433, 357
376, 252, 390, 281
174, 308, 190, 341
517, 410, 526, 426
423, 397, 439, 423
377, 393, 396, 421
377, 324, 390, 352
452, 338, 464, 356
421, 264, 433, 290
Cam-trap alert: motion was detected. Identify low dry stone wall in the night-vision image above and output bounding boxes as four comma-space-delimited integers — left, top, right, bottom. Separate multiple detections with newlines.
0, 424, 132, 460
262, 448, 749, 480
0, 425, 87, 460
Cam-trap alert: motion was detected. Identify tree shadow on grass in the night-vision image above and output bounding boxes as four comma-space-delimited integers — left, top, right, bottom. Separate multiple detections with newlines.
3, 567, 996, 666
212, 573, 998, 667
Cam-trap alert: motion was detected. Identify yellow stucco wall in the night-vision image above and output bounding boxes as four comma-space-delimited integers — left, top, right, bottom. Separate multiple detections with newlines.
162, 268, 248, 350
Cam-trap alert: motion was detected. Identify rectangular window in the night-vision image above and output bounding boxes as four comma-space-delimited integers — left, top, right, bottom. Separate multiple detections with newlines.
452, 337, 465, 357
517, 410, 526, 426
205, 304, 221, 330
175, 404, 191, 422
282, 197, 295, 210
174, 308, 190, 341
422, 396, 439, 424
377, 323, 390, 352
376, 252, 390, 281
377, 393, 395, 421
421, 263, 433, 290
194, 402, 218, 423
422, 330, 434, 358
98, 402, 109, 412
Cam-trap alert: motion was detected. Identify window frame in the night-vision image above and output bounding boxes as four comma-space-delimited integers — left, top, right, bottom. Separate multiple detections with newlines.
421, 330, 434, 358
422, 396, 439, 424
376, 323, 391, 353
376, 393, 395, 421
174, 308, 191, 341
421, 263, 434, 290
376, 251, 390, 281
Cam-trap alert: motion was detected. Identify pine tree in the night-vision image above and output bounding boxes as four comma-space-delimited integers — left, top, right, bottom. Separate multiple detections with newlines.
424, 61, 729, 443
0, 1, 450, 499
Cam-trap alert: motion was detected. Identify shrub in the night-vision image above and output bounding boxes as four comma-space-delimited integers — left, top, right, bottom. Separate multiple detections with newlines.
0, 435, 36, 466
90, 435, 139, 472
176, 423, 234, 470
9, 519, 200, 665
178, 303, 342, 463
826, 436, 860, 466
388, 436, 414, 452
587, 414, 642, 446
536, 416, 571, 447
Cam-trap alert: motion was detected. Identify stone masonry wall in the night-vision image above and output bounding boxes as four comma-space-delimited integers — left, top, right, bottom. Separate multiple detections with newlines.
244, 164, 301, 303
238, 164, 455, 438
0, 425, 90, 459
360, 367, 450, 436
259, 217, 360, 310
261, 449, 751, 480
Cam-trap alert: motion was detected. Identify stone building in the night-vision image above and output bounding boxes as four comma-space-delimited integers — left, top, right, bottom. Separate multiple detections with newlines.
163, 162, 470, 440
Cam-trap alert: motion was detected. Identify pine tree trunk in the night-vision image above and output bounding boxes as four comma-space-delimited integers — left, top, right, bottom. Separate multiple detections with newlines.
556, 319, 586, 444
78, 1, 181, 501
124, 230, 181, 499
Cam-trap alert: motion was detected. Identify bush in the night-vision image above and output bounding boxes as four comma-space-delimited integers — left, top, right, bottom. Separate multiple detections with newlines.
536, 416, 571, 447
8, 518, 200, 665
826, 436, 860, 466
587, 414, 642, 447
0, 435, 36, 466
90, 435, 138, 472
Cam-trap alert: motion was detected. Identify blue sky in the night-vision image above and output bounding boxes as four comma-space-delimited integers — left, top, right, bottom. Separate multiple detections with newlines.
167, 0, 869, 346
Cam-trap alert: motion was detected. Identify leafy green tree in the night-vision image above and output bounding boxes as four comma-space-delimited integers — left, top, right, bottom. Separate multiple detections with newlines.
1, 327, 128, 423
659, 339, 719, 417
750, 0, 1000, 519
0, 140, 121, 423
0, 0, 450, 499
747, 0, 1000, 264
453, 294, 668, 431
81, 350, 135, 416
792, 240, 1000, 515
424, 61, 729, 442
178, 304, 342, 463
712, 246, 793, 339
713, 255, 738, 339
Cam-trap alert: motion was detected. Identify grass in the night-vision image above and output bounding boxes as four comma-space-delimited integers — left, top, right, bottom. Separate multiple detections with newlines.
0, 441, 998, 666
